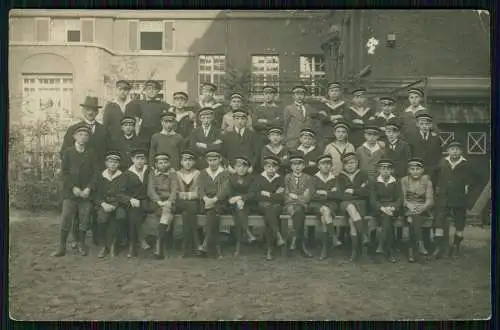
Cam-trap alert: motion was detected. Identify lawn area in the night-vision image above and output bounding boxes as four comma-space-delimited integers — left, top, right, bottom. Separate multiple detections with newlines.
8, 210, 491, 321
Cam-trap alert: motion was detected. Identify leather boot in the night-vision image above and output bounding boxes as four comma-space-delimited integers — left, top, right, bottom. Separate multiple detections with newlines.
289, 236, 297, 251
276, 231, 285, 247
153, 236, 164, 260
77, 231, 88, 256
417, 240, 428, 256
110, 239, 117, 257
350, 235, 359, 262
432, 236, 444, 259
301, 241, 313, 258
448, 235, 464, 257
266, 248, 273, 261
98, 246, 108, 258
319, 232, 328, 260
51, 230, 69, 257
127, 243, 136, 258
408, 247, 415, 263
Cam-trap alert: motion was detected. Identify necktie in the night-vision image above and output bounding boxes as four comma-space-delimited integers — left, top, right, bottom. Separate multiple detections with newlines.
391, 144, 395, 150
89, 123, 95, 134
301, 106, 306, 118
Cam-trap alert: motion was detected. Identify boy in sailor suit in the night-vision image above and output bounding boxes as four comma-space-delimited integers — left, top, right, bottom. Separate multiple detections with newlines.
323, 121, 356, 177
294, 128, 323, 176
260, 126, 290, 175
399, 88, 439, 141
193, 82, 225, 129
168, 91, 195, 140
315, 82, 347, 146
343, 87, 376, 148
253, 85, 283, 148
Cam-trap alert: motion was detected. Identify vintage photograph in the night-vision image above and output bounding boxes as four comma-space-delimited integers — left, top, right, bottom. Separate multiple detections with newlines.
8, 9, 491, 320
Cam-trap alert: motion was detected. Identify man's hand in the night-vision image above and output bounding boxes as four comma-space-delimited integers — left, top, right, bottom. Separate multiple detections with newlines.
316, 190, 328, 196
289, 193, 299, 200
236, 199, 245, 210
258, 118, 268, 123
248, 166, 253, 174
196, 142, 208, 149
229, 196, 242, 204
72, 187, 82, 197
380, 206, 392, 216
101, 202, 116, 212
319, 111, 328, 117
188, 111, 196, 120
213, 139, 223, 145
81, 188, 91, 199
157, 200, 167, 207
353, 119, 364, 125
261, 191, 271, 198
344, 188, 354, 194
227, 166, 236, 174
130, 198, 140, 208
308, 161, 316, 167
275, 187, 285, 194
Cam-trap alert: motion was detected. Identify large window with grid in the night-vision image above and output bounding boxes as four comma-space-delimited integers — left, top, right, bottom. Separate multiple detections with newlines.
50, 18, 95, 43
439, 131, 455, 155
128, 80, 165, 101
467, 132, 487, 155
251, 55, 280, 101
299, 55, 326, 96
198, 55, 226, 100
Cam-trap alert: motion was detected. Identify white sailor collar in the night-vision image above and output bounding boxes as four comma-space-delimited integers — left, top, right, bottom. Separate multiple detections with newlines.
405, 104, 426, 113
315, 171, 336, 183
361, 142, 381, 154
349, 106, 371, 117
199, 100, 223, 109
261, 171, 280, 183
324, 100, 345, 110
177, 169, 200, 184
102, 169, 122, 181
297, 145, 316, 154
154, 168, 173, 176
261, 102, 278, 108
377, 175, 397, 184
206, 166, 225, 180
445, 156, 467, 169
128, 165, 148, 182
266, 144, 284, 154
341, 169, 360, 181
376, 112, 396, 120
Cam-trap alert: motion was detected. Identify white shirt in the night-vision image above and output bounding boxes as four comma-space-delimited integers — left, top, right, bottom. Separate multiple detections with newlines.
203, 125, 211, 137
297, 145, 316, 155
404, 104, 426, 114
361, 142, 381, 154
102, 169, 122, 182
83, 119, 97, 134
295, 103, 306, 117
315, 171, 336, 183
128, 165, 148, 183
261, 171, 280, 183
235, 127, 246, 136
376, 175, 397, 186
445, 156, 467, 170
206, 166, 224, 180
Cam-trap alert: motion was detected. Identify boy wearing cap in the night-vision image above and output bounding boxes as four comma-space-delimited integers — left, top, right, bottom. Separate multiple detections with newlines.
222, 109, 261, 172
283, 85, 322, 149
433, 141, 481, 259
323, 121, 356, 177
52, 124, 98, 257
375, 96, 397, 142
250, 155, 286, 260
107, 116, 145, 171
382, 118, 411, 180
123, 149, 152, 258
147, 153, 177, 259
94, 151, 128, 258
310, 155, 343, 260
194, 82, 225, 129
172, 150, 202, 257
407, 111, 442, 184
337, 152, 371, 261
103, 80, 133, 142
149, 112, 184, 170
399, 88, 439, 141
284, 153, 315, 258
198, 150, 230, 258
169, 92, 196, 140
370, 159, 402, 262
401, 158, 434, 262
295, 128, 323, 176
125, 80, 170, 151
221, 93, 253, 133
356, 121, 386, 180
344, 87, 376, 148
253, 86, 282, 140
260, 126, 289, 175
187, 108, 224, 169
316, 82, 347, 144
225, 156, 257, 257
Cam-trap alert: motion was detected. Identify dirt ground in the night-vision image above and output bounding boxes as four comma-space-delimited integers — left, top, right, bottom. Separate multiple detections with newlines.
8, 210, 491, 321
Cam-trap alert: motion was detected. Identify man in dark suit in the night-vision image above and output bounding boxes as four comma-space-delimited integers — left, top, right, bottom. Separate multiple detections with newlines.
406, 111, 442, 183
283, 85, 322, 150
60, 96, 107, 167
187, 108, 223, 169
102, 80, 133, 143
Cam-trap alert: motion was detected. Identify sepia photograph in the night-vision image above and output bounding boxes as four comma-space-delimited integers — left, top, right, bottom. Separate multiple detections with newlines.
8, 9, 491, 321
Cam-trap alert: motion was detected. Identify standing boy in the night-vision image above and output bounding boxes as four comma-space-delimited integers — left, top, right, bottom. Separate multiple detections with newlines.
370, 159, 402, 263
172, 150, 202, 257
221, 93, 253, 133
356, 122, 385, 180
123, 149, 152, 258
108, 116, 145, 171
94, 151, 128, 258
187, 108, 223, 169
343, 87, 376, 148
316, 82, 347, 145
194, 82, 225, 129
283, 85, 321, 149
149, 112, 184, 170
260, 126, 289, 175
225, 156, 257, 257
433, 141, 481, 259
284, 153, 315, 258
52, 125, 98, 257
382, 118, 412, 180
399, 88, 439, 141
198, 149, 230, 258
147, 153, 177, 259
323, 121, 356, 177
374, 96, 397, 143
250, 155, 286, 260
295, 128, 323, 176
310, 155, 343, 260
169, 91, 196, 140
253, 86, 283, 145
103, 80, 133, 142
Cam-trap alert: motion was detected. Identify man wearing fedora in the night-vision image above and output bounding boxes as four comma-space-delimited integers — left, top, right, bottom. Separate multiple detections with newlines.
60, 95, 107, 247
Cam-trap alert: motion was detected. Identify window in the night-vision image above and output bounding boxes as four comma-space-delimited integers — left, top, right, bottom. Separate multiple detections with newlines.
50, 18, 94, 43
251, 55, 279, 101
198, 55, 226, 100
299, 55, 326, 96
439, 131, 455, 147
128, 80, 165, 101
34, 18, 50, 42
128, 20, 174, 52
21, 74, 74, 150
467, 132, 487, 155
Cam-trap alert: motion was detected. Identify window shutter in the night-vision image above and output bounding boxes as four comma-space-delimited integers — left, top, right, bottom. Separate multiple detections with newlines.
163, 21, 174, 51
129, 20, 139, 51
35, 19, 50, 42
81, 19, 94, 42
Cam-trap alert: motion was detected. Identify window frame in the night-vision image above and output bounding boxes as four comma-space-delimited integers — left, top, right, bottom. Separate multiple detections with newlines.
467, 131, 487, 155
299, 54, 327, 97
250, 55, 280, 102
132, 19, 175, 53
197, 55, 226, 101
128, 80, 166, 101
80, 18, 96, 43
34, 17, 51, 42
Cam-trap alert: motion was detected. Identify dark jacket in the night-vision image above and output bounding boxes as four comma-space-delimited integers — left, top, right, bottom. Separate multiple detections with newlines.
283, 103, 322, 149
224, 173, 254, 202
250, 172, 285, 204
222, 128, 261, 169
123, 166, 152, 204
407, 130, 442, 178
94, 169, 128, 207
107, 133, 146, 171
311, 172, 342, 203
60, 120, 107, 166
60, 146, 99, 200
370, 176, 403, 211
102, 101, 133, 142
382, 139, 412, 179
295, 145, 324, 177
187, 125, 224, 169
198, 167, 230, 200
336, 170, 371, 201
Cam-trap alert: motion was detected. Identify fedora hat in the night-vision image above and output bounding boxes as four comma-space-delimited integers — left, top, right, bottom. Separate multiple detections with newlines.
80, 96, 102, 109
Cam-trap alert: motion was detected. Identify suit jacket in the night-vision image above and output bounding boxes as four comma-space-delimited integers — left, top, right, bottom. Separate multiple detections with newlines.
222, 128, 261, 169
102, 100, 132, 142
60, 120, 107, 167
192, 101, 225, 129
315, 100, 348, 146
187, 125, 223, 169
382, 139, 411, 179
107, 133, 145, 171
407, 131, 442, 178
284, 173, 314, 205
283, 103, 321, 149
252, 103, 283, 133
336, 170, 370, 201
398, 105, 439, 142
250, 172, 285, 205
60, 146, 99, 200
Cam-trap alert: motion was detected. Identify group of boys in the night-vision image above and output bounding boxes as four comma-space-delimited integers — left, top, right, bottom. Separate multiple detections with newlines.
53, 80, 480, 262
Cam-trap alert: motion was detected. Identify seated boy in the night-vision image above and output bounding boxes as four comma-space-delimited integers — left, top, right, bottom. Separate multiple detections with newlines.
401, 158, 434, 262
295, 128, 323, 176
172, 150, 202, 257
309, 155, 343, 260
198, 149, 230, 258
337, 152, 371, 261
225, 156, 257, 257
284, 153, 314, 258
370, 159, 402, 263
221, 93, 253, 133
147, 152, 177, 259
250, 155, 286, 260
323, 121, 356, 177
260, 126, 289, 175
95, 151, 128, 258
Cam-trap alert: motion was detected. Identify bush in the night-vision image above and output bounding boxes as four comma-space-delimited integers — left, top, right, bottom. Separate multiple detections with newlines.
9, 177, 61, 211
